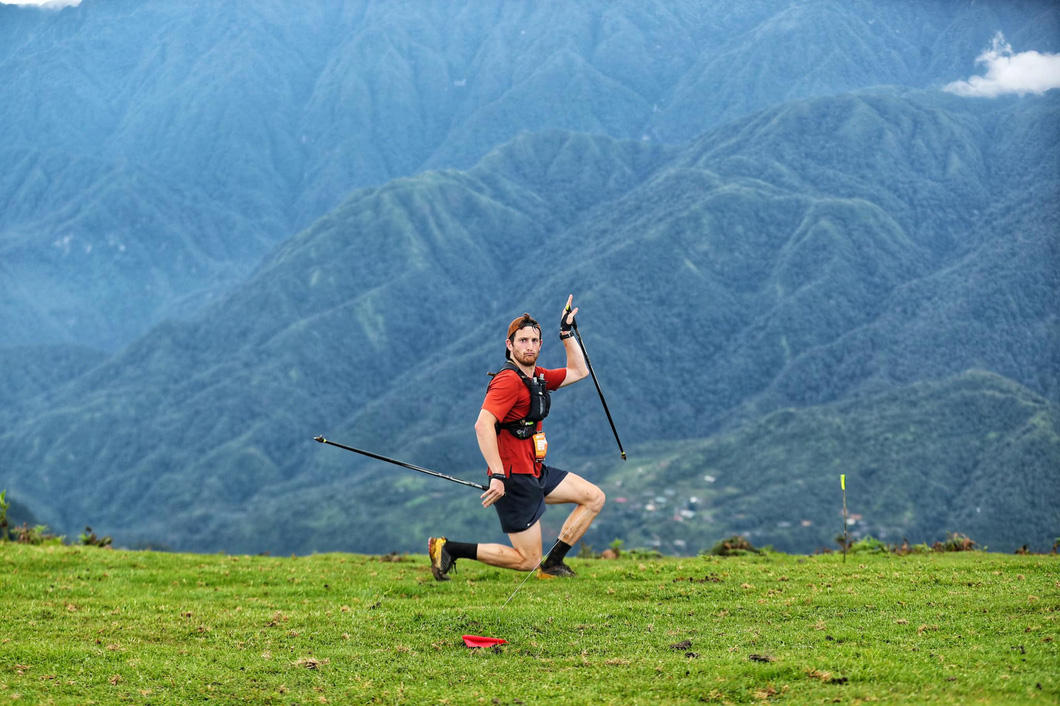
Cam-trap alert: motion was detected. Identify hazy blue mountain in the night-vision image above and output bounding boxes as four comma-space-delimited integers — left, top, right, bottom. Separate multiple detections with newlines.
678, 91, 1060, 415
592, 371, 1060, 555
0, 148, 273, 347
1, 87, 1055, 554
0, 343, 106, 412
2, 0, 1055, 349
167, 371, 1060, 557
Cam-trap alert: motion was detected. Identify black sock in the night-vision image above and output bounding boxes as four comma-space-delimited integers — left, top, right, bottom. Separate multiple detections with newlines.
543, 540, 572, 567
445, 541, 477, 561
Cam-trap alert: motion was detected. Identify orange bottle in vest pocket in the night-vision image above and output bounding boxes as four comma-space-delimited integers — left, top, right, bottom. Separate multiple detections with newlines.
532, 432, 548, 460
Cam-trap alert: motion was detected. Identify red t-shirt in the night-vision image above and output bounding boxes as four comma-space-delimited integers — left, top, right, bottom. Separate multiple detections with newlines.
482, 366, 567, 477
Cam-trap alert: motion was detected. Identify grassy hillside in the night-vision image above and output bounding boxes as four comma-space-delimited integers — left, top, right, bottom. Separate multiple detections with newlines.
1, 544, 1056, 704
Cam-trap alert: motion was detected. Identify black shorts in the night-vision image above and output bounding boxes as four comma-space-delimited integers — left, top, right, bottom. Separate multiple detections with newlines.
493, 464, 569, 534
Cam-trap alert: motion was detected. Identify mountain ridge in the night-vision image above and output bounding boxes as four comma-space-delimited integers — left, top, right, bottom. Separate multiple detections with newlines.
592, 369, 1059, 555
2, 88, 1056, 554
3, 0, 1055, 347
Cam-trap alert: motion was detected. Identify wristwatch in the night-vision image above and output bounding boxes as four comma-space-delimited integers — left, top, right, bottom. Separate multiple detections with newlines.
559, 331, 574, 340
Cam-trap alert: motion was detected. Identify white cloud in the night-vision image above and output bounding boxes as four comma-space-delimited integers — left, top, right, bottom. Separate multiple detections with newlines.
0, 0, 82, 7
944, 32, 1060, 98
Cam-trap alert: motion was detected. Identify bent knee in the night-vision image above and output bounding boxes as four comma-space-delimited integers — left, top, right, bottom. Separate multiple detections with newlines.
588, 486, 606, 513
515, 554, 541, 572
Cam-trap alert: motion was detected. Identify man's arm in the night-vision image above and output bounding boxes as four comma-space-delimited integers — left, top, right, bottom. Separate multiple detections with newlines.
474, 408, 506, 507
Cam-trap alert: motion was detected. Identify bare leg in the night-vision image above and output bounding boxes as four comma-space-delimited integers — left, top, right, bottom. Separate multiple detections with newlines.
467, 473, 604, 572
474, 523, 543, 571
544, 472, 606, 546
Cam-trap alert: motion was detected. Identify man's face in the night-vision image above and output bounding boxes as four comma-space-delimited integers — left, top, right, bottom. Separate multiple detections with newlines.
508, 326, 541, 366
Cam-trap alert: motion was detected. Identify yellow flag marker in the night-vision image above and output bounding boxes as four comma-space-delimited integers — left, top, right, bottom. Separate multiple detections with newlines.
841, 474, 849, 562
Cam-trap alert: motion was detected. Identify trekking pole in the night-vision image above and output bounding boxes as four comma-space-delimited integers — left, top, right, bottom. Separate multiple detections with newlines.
500, 505, 588, 609
314, 436, 488, 491
566, 306, 627, 460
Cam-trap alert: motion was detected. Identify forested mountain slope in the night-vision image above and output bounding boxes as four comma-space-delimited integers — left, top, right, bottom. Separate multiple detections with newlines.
1, 89, 1055, 554
2, 0, 1054, 348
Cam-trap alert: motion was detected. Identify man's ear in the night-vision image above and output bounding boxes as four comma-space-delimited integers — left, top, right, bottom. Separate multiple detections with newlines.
506, 338, 514, 352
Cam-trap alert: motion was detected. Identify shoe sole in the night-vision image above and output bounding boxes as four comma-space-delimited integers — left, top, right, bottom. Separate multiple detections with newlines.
428, 538, 451, 582
538, 567, 576, 578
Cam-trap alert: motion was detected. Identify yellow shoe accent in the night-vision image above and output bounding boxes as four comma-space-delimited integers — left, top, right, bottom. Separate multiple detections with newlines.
428, 537, 452, 581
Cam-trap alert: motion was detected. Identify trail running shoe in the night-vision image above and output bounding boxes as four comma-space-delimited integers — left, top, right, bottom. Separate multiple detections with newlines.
428, 536, 456, 581
538, 562, 576, 578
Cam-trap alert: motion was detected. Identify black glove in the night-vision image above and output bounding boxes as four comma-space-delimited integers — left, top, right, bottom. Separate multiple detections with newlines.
560, 308, 575, 333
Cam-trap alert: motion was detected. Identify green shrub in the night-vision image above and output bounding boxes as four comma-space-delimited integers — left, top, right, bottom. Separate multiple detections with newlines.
11, 523, 63, 546
706, 535, 761, 557
849, 535, 889, 554
79, 526, 113, 548
894, 539, 932, 555
0, 489, 8, 541
934, 532, 977, 552
627, 547, 664, 560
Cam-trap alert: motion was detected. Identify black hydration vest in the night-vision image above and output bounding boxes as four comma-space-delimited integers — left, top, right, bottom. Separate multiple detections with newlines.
488, 362, 551, 439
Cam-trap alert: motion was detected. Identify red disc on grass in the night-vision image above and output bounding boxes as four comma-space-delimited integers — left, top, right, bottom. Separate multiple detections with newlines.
462, 635, 507, 648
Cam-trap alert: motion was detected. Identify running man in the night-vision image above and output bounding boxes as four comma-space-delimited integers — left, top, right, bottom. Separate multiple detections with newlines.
429, 295, 606, 580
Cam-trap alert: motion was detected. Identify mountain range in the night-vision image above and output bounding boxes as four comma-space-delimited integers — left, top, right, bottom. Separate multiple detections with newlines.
1, 0, 1057, 555
3, 0, 1057, 349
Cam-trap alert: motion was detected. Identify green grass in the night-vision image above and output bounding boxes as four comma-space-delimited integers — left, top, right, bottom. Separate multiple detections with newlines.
1, 545, 1057, 704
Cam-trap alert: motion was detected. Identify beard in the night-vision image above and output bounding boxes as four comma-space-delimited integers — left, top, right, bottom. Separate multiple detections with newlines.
514, 349, 539, 366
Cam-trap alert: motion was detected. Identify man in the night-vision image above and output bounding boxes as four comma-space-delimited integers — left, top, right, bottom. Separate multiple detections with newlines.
428, 295, 606, 580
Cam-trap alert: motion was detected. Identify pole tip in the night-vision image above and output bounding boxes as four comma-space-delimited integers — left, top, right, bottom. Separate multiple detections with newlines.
314, 436, 326, 444
621, 451, 627, 460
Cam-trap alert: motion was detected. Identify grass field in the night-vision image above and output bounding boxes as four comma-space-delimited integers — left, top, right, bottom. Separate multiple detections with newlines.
1, 544, 1057, 704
